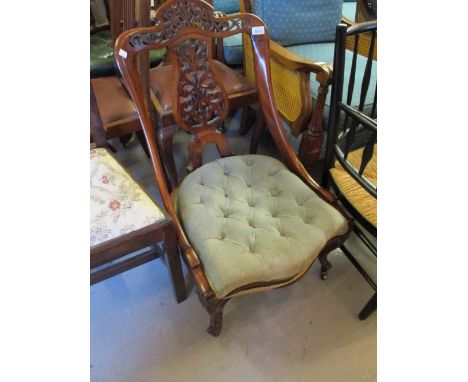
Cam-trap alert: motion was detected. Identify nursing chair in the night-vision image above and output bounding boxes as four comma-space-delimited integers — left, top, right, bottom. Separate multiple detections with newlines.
115, 0, 353, 336
241, 0, 377, 171
322, 22, 377, 319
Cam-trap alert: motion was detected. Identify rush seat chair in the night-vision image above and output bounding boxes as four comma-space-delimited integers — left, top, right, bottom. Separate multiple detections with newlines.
115, 0, 353, 336
322, 21, 377, 320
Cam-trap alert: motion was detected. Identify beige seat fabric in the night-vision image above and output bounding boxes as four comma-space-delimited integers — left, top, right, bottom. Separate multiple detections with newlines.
176, 155, 348, 297
90, 148, 165, 247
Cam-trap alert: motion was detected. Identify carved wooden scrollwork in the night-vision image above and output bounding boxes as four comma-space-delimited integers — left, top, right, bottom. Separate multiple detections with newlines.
128, 0, 250, 48
172, 38, 228, 131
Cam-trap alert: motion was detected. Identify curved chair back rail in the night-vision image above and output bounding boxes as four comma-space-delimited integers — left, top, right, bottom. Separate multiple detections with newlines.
115, 0, 352, 335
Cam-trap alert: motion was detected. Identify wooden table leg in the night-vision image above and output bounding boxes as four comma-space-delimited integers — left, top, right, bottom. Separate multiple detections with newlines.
164, 225, 187, 303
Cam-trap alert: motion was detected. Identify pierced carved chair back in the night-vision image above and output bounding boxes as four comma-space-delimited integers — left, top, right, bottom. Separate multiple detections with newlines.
117, 0, 275, 174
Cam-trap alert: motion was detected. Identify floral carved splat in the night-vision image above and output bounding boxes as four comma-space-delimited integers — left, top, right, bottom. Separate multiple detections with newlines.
169, 36, 233, 171
172, 38, 228, 131
128, 0, 251, 48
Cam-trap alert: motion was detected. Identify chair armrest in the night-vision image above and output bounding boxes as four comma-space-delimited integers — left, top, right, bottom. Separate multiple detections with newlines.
269, 40, 332, 78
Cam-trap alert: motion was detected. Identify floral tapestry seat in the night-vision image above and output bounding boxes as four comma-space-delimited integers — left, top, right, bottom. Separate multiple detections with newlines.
90, 148, 166, 248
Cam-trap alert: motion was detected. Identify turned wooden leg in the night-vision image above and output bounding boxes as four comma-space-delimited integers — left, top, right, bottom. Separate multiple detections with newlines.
239, 105, 253, 136
197, 291, 229, 337
250, 108, 265, 154
318, 251, 332, 280
298, 78, 330, 171
359, 293, 377, 320
156, 124, 179, 191
164, 225, 187, 304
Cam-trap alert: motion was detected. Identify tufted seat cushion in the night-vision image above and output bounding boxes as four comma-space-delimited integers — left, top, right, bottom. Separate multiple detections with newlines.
90, 148, 165, 247
176, 155, 348, 297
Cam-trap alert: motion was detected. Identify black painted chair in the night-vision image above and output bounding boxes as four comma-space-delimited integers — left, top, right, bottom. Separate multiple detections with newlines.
322, 21, 377, 320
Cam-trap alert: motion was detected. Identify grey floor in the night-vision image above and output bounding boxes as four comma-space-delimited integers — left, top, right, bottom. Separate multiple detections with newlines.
91, 111, 377, 382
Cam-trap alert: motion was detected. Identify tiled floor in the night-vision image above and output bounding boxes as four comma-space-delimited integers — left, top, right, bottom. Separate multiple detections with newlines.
91, 112, 377, 381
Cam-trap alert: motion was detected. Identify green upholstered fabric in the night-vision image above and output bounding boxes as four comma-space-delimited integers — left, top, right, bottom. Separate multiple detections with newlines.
90, 30, 116, 78
287, 42, 377, 107
176, 155, 348, 297
222, 33, 243, 66
90, 30, 167, 78
342, 1, 357, 20
252, 0, 343, 46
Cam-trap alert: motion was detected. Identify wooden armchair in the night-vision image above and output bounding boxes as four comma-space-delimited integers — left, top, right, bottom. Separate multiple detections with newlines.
115, 0, 353, 336
323, 22, 377, 319
241, 0, 377, 171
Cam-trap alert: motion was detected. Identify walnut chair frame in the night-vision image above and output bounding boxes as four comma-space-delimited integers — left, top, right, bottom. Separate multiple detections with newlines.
323, 21, 377, 320
115, 0, 352, 336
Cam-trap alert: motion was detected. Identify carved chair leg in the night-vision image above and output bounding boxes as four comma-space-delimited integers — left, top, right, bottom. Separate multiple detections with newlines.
359, 292, 377, 320
156, 124, 179, 191
318, 250, 332, 280
250, 108, 265, 154
207, 299, 229, 337
239, 105, 253, 136
119, 133, 133, 148
197, 291, 230, 337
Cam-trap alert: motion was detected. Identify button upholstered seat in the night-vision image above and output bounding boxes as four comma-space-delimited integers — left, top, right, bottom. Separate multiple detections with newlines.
176, 155, 348, 297
90, 148, 166, 247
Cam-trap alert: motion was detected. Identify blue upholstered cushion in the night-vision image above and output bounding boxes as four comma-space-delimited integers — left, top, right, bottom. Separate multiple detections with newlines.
252, 0, 343, 46
223, 33, 243, 66
288, 43, 377, 107
342, 2, 356, 21
213, 0, 239, 14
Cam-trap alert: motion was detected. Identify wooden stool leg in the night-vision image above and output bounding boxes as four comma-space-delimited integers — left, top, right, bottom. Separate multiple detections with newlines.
250, 108, 265, 154
164, 225, 187, 303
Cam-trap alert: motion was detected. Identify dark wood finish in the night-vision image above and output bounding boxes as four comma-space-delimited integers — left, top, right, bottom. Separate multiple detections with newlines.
322, 22, 377, 319
114, 0, 353, 336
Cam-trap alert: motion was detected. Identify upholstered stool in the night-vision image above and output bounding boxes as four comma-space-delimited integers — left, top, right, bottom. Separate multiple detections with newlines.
90, 148, 187, 303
